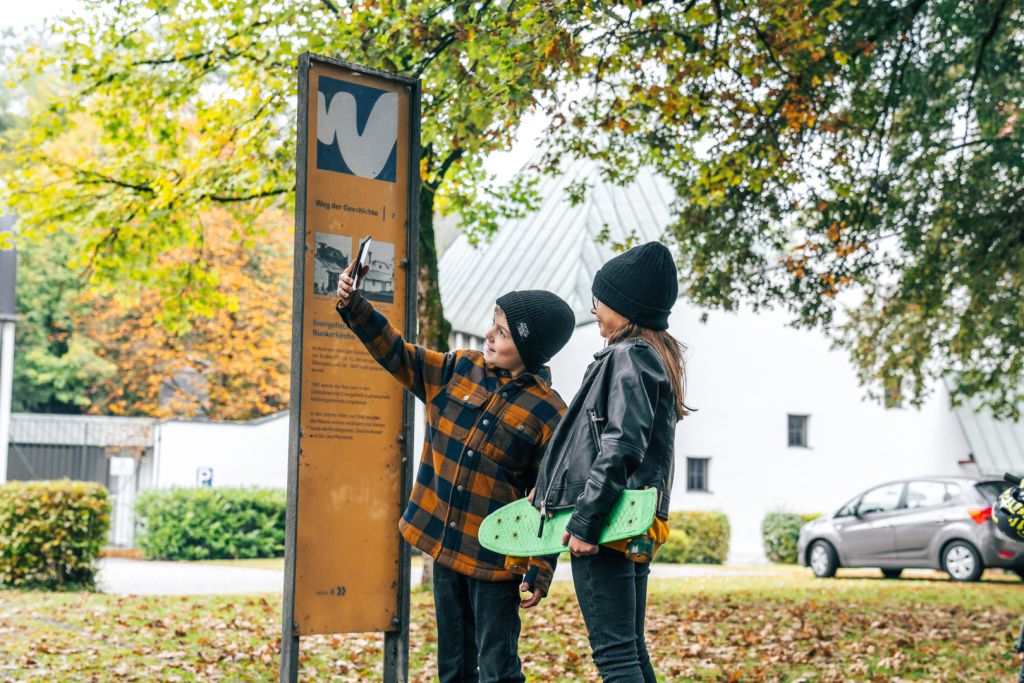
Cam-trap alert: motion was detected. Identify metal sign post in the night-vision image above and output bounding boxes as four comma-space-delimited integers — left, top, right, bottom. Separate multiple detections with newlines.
282, 53, 420, 682
0, 216, 17, 483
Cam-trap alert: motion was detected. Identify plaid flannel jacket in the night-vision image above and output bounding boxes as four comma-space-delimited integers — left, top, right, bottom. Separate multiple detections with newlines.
337, 293, 566, 594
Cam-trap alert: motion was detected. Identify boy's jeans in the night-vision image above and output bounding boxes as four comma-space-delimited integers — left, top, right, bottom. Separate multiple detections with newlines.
571, 547, 657, 683
432, 562, 526, 683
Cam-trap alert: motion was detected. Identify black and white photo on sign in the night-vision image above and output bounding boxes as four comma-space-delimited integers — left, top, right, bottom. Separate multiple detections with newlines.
313, 232, 353, 297
361, 240, 395, 304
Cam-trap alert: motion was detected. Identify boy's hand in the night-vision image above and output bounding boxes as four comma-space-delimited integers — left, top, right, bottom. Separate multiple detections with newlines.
337, 261, 370, 305
562, 531, 599, 557
519, 582, 544, 609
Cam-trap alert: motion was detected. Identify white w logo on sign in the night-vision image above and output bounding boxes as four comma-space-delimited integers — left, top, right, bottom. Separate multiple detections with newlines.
316, 90, 398, 180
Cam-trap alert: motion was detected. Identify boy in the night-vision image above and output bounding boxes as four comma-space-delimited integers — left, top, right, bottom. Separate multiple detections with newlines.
337, 263, 574, 683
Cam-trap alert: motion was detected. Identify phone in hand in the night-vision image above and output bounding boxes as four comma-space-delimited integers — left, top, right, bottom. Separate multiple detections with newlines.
351, 236, 372, 289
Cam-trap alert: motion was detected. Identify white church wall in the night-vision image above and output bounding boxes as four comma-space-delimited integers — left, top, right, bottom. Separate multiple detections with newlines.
543, 302, 975, 563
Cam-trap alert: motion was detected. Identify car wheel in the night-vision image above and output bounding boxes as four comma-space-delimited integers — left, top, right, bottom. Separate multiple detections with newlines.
942, 541, 984, 582
1013, 568, 1024, 581
809, 540, 838, 578
881, 568, 903, 579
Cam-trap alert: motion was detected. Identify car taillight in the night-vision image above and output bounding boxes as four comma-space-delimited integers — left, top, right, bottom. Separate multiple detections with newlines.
968, 507, 993, 524
999, 550, 1016, 559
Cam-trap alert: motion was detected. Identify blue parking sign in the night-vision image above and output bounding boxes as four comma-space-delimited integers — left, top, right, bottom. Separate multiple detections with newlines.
196, 467, 213, 488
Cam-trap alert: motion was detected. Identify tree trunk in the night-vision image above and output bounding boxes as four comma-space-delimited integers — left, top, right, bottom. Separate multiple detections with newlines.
415, 185, 448, 588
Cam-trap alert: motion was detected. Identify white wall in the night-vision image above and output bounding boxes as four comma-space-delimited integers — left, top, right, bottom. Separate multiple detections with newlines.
150, 301, 977, 562
542, 302, 976, 563
153, 413, 289, 489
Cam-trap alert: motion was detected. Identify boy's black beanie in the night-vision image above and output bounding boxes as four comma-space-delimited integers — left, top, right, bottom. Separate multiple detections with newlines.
592, 241, 678, 331
495, 290, 575, 374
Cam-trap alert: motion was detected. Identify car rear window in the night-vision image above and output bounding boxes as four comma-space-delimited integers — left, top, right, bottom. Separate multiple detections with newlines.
976, 481, 1011, 503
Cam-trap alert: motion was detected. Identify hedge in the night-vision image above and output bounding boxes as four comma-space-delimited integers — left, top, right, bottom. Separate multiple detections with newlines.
656, 511, 730, 564
0, 480, 111, 590
135, 487, 285, 561
762, 511, 822, 564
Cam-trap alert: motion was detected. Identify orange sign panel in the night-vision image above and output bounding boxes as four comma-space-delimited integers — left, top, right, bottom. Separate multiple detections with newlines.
290, 57, 416, 635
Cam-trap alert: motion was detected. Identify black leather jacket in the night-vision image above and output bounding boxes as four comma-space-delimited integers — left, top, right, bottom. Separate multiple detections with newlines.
533, 337, 678, 544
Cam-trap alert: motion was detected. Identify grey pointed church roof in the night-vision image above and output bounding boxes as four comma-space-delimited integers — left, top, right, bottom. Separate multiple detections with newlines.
438, 158, 676, 336
954, 401, 1024, 477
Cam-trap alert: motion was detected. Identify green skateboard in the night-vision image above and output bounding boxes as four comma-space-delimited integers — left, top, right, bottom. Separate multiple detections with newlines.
479, 488, 658, 557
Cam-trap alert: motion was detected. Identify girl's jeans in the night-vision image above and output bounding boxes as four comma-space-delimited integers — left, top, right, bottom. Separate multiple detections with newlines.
571, 546, 657, 682
432, 562, 526, 683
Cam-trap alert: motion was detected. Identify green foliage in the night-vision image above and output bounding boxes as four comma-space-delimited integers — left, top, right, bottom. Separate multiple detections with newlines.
762, 512, 822, 564
0, 28, 23, 136
1, 0, 590, 339
653, 528, 691, 564
544, 1, 1024, 418
0, 480, 110, 590
11, 231, 115, 413
134, 487, 285, 561
657, 511, 730, 564
9, 1, 1022, 415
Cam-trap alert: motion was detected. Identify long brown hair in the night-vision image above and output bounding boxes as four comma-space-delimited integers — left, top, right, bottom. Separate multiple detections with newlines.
607, 323, 693, 420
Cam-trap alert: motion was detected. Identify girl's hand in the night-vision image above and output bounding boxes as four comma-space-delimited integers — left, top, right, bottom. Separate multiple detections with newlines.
527, 488, 535, 504
337, 261, 370, 305
562, 531, 598, 557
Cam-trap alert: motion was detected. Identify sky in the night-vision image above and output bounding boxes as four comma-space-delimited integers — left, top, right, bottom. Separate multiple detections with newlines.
2, 0, 78, 31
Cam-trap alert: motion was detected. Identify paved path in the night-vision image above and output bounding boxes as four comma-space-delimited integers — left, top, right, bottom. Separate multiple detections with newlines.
98, 558, 285, 595
98, 558, 782, 596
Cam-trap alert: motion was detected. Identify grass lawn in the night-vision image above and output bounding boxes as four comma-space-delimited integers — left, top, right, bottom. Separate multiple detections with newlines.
2, 566, 1022, 681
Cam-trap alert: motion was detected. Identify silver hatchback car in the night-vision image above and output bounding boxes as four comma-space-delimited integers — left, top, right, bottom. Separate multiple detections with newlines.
798, 476, 1024, 582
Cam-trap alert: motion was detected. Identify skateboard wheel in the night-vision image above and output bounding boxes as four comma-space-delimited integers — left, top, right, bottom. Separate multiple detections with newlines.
624, 534, 654, 563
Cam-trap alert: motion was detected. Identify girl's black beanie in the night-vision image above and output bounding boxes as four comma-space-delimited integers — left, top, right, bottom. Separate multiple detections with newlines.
591, 241, 678, 330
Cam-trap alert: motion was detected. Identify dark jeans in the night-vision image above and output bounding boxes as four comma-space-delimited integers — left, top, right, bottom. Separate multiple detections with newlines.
571, 546, 657, 682
432, 562, 526, 683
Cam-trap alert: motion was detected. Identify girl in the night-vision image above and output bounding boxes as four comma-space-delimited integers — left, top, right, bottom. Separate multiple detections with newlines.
532, 241, 690, 682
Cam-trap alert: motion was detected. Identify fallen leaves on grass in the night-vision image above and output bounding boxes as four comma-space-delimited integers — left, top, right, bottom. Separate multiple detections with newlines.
1, 571, 1023, 681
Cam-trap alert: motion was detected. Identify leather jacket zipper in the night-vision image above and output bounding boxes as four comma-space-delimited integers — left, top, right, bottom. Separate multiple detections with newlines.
537, 408, 605, 538
587, 409, 605, 454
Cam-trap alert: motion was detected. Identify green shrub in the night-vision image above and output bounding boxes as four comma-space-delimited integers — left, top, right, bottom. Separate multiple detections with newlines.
0, 480, 111, 590
135, 487, 285, 561
762, 511, 821, 564
657, 511, 730, 564
653, 529, 691, 563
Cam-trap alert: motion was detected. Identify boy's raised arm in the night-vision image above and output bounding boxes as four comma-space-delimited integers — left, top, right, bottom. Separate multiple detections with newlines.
337, 292, 455, 404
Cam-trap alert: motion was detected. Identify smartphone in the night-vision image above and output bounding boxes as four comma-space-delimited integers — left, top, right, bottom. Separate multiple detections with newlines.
351, 236, 372, 289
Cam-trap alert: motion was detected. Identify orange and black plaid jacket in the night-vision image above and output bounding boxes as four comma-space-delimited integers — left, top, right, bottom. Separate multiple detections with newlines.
337, 293, 566, 594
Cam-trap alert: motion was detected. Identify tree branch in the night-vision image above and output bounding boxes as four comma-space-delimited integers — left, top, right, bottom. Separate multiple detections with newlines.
413, 31, 458, 78
959, 0, 1008, 175
206, 188, 291, 203
426, 149, 464, 192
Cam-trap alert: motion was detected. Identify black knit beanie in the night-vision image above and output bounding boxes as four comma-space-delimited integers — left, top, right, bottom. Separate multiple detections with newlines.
592, 241, 678, 330
494, 290, 575, 374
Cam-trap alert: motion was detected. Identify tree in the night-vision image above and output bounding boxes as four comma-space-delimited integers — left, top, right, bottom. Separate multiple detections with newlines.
11, 230, 115, 413
9, 206, 291, 419
7, 0, 1020, 419
542, 0, 1024, 417
79, 208, 291, 420
2, 0, 591, 351
3, 34, 114, 413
